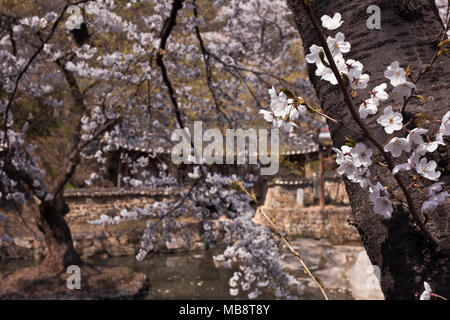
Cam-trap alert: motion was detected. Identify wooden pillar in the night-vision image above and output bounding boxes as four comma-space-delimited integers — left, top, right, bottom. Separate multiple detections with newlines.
117, 152, 122, 188
318, 146, 325, 209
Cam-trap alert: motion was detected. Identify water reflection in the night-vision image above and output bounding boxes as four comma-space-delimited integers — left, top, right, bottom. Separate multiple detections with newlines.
0, 249, 354, 300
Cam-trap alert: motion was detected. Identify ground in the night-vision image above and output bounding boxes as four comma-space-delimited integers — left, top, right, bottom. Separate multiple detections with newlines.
0, 264, 149, 299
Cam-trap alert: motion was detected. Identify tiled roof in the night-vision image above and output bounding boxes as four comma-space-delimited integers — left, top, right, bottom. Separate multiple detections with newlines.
272, 173, 342, 186
118, 130, 323, 156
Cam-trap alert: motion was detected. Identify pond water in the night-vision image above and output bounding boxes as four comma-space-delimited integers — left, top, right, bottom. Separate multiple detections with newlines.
0, 249, 353, 300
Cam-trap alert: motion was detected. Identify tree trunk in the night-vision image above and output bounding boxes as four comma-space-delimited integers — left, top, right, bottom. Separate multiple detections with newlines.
287, 0, 450, 299
37, 197, 81, 271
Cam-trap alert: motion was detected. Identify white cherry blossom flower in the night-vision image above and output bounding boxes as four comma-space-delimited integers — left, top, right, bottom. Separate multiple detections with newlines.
327, 32, 351, 56
422, 199, 440, 214
393, 81, 416, 98
333, 145, 352, 165
421, 183, 449, 213
428, 182, 443, 195
288, 104, 306, 121
229, 288, 239, 296
415, 140, 445, 156
280, 121, 298, 133
392, 159, 415, 175
346, 59, 363, 78
384, 137, 411, 158
270, 91, 290, 117
305, 44, 324, 64
407, 128, 428, 145
420, 282, 432, 300
377, 106, 403, 134
315, 57, 347, 85
321, 13, 344, 30
384, 61, 406, 86
359, 98, 379, 120
259, 110, 275, 123
350, 143, 373, 167
272, 119, 284, 129
350, 73, 370, 90
416, 158, 441, 181
337, 159, 357, 179
373, 196, 393, 219
370, 83, 389, 102
353, 168, 371, 188
436, 111, 450, 142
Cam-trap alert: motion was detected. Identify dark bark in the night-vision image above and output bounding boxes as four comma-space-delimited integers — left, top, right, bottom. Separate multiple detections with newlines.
37, 197, 81, 270
287, 0, 449, 299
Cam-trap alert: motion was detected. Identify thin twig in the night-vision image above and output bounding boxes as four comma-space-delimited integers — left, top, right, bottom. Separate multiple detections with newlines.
260, 209, 329, 300
235, 181, 329, 300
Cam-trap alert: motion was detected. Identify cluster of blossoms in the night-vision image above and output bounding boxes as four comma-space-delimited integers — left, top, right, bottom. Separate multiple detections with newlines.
259, 87, 327, 133
333, 142, 394, 218
0, 0, 313, 301
307, 13, 450, 218
90, 166, 301, 299
259, 87, 307, 132
306, 14, 369, 90
261, 12, 449, 220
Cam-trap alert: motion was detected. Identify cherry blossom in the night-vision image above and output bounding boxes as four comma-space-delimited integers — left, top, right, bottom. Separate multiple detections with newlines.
377, 106, 403, 134
421, 182, 449, 214
407, 128, 428, 145
420, 281, 432, 300
359, 98, 379, 120
350, 143, 373, 167
370, 83, 389, 102
321, 13, 344, 30
350, 73, 370, 90
337, 159, 357, 179
436, 111, 450, 142
327, 32, 351, 55
373, 196, 393, 219
416, 158, 441, 181
415, 140, 445, 156
316, 58, 347, 85
346, 59, 363, 79
303, 9, 448, 225
384, 137, 411, 158
259, 110, 275, 123
384, 61, 406, 86
332, 145, 352, 165
305, 44, 324, 64
392, 81, 416, 98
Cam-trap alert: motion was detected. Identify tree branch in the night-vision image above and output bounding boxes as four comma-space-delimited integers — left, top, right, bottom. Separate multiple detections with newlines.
156, 0, 185, 129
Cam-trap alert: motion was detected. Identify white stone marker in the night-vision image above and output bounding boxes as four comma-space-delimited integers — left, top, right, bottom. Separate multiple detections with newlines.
296, 188, 304, 207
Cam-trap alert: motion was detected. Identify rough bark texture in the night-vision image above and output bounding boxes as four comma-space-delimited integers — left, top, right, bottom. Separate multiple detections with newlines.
37, 197, 81, 270
287, 0, 449, 299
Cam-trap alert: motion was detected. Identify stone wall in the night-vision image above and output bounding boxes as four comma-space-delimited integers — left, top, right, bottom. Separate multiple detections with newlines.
264, 178, 349, 208
255, 206, 360, 244
63, 187, 178, 224
1, 178, 358, 261
257, 178, 358, 243
1, 187, 219, 261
